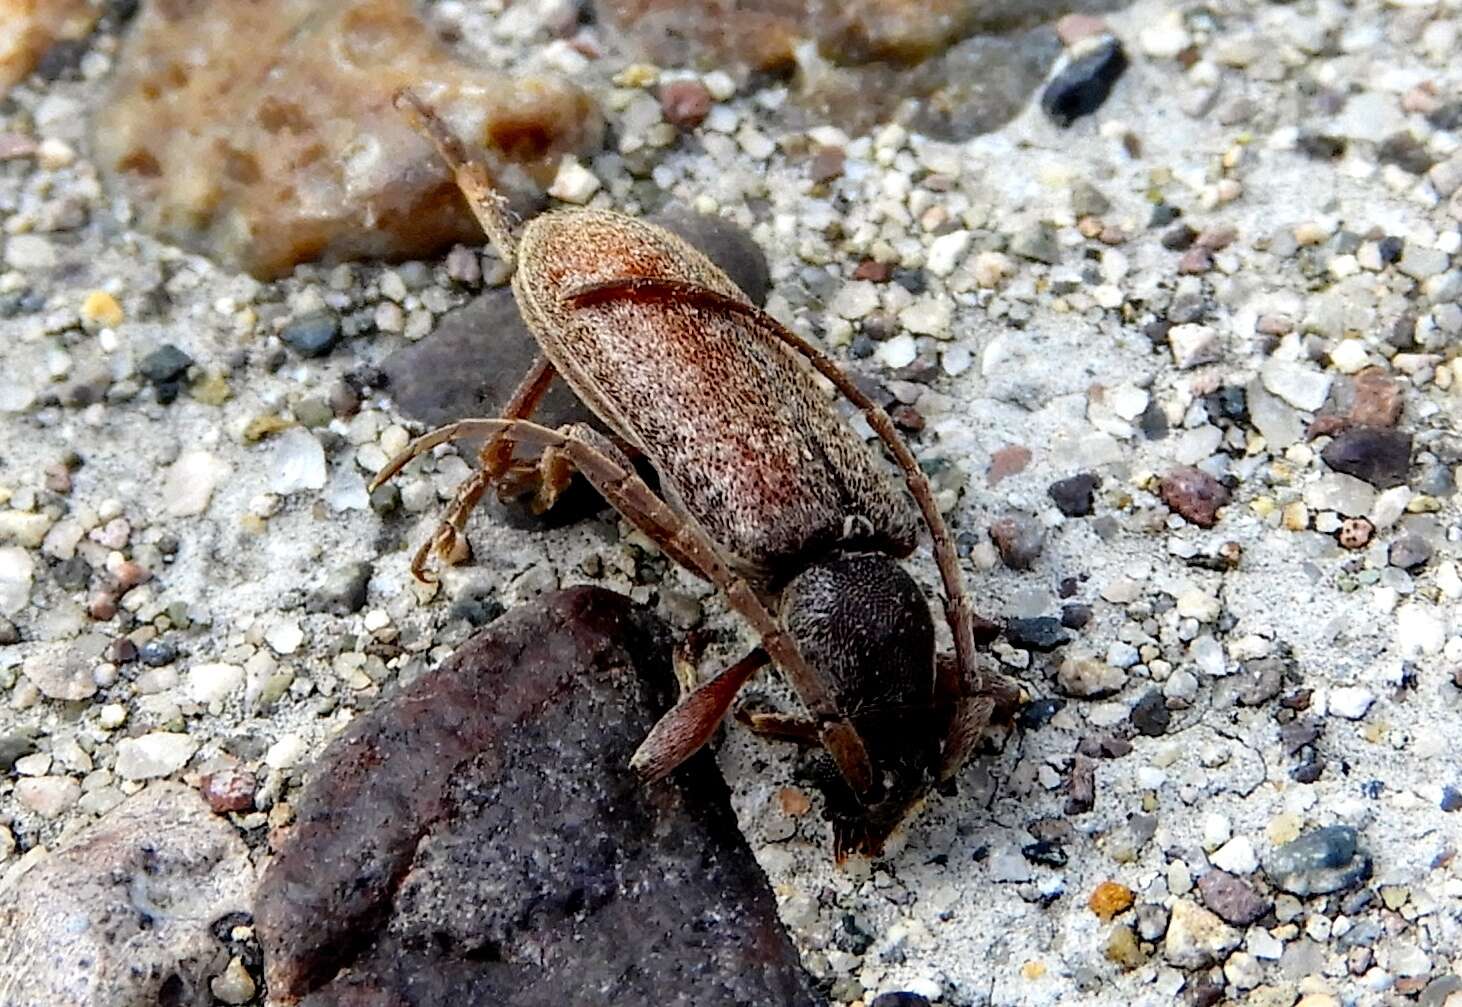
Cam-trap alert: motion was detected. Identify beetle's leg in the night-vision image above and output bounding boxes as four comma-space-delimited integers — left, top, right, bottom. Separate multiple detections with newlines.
631, 647, 771, 781
736, 710, 820, 745
369, 356, 560, 582
934, 653, 1027, 781
401, 416, 878, 794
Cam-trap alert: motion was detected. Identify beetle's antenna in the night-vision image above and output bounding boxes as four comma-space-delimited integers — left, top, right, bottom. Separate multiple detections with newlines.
394, 88, 518, 271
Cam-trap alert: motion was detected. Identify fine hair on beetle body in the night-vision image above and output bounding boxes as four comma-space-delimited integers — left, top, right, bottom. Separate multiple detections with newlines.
371, 88, 1024, 860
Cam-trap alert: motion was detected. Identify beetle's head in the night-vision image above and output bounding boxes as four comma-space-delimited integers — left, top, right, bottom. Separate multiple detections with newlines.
780, 551, 950, 859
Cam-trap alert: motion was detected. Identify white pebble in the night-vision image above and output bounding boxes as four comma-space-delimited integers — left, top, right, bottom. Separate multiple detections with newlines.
1328, 686, 1375, 720
925, 230, 971, 277
1210, 836, 1259, 875
547, 157, 601, 205
1396, 603, 1445, 657
115, 732, 199, 779
265, 733, 308, 769
1202, 813, 1232, 850
265, 619, 304, 656
1261, 359, 1333, 412
0, 546, 36, 615
1328, 339, 1370, 374
270, 429, 328, 494
876, 334, 917, 369
1169, 323, 1220, 369
163, 450, 231, 517
187, 662, 244, 704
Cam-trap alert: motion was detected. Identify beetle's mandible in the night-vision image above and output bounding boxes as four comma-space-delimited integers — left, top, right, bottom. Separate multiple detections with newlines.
370, 89, 1024, 859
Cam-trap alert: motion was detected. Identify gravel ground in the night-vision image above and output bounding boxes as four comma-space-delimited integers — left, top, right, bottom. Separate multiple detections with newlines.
3, 1, 1462, 1005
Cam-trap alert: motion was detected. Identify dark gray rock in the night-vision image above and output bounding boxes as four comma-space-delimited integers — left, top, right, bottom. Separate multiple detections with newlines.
1005, 616, 1070, 652
1263, 825, 1372, 896
281, 311, 341, 358
1321, 428, 1412, 488
1388, 535, 1433, 570
1130, 689, 1170, 736
256, 587, 822, 1007
1048, 472, 1099, 517
0, 728, 39, 772
138, 343, 193, 385
305, 561, 373, 616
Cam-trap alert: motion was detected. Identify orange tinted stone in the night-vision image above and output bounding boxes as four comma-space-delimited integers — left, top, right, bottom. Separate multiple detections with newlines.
1088, 880, 1135, 921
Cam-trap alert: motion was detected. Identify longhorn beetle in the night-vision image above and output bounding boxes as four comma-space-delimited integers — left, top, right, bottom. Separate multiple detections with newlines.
371, 90, 1023, 858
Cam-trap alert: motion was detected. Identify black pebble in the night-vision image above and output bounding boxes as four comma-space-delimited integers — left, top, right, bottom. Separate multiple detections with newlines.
1048, 473, 1100, 517
1019, 697, 1064, 731
139, 344, 194, 385
1005, 617, 1071, 652
1130, 689, 1170, 737
140, 640, 178, 667
1021, 840, 1068, 867
871, 995, 932, 1007
1041, 38, 1129, 127
1060, 603, 1092, 630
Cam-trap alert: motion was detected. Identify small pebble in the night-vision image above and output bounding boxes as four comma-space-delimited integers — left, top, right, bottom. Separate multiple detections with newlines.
1130, 690, 1170, 736
660, 79, 712, 129
1048, 473, 1099, 517
1197, 870, 1271, 926
988, 515, 1044, 570
1321, 428, 1412, 488
281, 311, 341, 358
1041, 38, 1128, 127
1264, 826, 1372, 896
1159, 467, 1230, 527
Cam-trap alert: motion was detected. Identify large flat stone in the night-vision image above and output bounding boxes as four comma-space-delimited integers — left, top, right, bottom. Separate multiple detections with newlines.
256, 586, 823, 1007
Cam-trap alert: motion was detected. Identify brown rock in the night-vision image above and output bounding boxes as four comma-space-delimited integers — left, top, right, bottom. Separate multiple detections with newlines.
1159, 466, 1230, 527
93, 0, 602, 279
987, 444, 1032, 485
1349, 367, 1403, 427
853, 258, 892, 282
200, 765, 257, 814
1177, 246, 1215, 274
256, 587, 822, 1007
0, 0, 100, 95
810, 144, 847, 182
659, 77, 713, 129
1065, 753, 1096, 814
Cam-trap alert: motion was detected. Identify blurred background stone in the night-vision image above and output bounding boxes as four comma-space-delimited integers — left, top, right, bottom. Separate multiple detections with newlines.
92, 0, 603, 278
0, 0, 101, 96
596, 0, 1132, 138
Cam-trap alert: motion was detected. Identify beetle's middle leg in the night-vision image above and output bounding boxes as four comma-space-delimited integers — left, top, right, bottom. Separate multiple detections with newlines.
386, 416, 878, 792
368, 355, 560, 581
